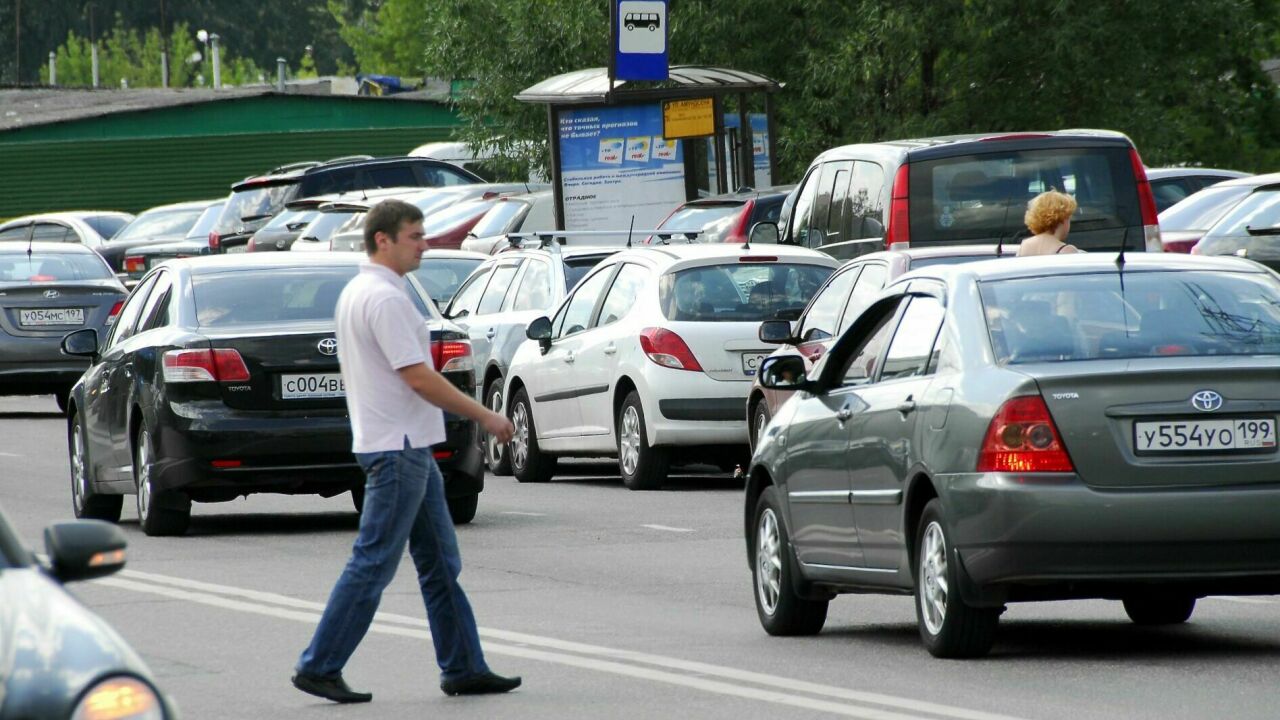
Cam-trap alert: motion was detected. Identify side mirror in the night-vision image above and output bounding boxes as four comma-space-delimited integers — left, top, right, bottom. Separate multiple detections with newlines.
758, 319, 796, 345
863, 216, 885, 238
748, 221, 779, 245
61, 328, 99, 358
43, 520, 127, 584
757, 355, 818, 393
526, 315, 553, 352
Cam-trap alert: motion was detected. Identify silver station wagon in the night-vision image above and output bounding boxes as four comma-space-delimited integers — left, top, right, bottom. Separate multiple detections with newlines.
746, 252, 1280, 657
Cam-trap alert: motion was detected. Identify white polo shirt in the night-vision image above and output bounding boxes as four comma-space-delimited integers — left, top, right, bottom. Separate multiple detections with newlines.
335, 262, 445, 453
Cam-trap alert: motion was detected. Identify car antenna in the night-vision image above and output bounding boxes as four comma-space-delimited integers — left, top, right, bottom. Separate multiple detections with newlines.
1117, 225, 1132, 338
625, 215, 635, 248
994, 181, 1023, 258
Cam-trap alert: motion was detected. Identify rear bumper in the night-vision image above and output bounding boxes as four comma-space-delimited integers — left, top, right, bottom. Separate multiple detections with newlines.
942, 472, 1280, 590
636, 367, 751, 446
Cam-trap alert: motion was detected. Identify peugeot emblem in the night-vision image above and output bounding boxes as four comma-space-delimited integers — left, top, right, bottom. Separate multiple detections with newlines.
43, 289, 59, 299
1190, 390, 1223, 412
317, 338, 338, 356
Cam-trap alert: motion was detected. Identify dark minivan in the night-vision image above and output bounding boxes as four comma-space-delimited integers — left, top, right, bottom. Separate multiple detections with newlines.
777, 130, 1161, 259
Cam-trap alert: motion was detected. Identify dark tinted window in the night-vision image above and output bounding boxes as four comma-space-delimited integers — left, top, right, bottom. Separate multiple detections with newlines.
366, 165, 418, 188
659, 262, 832, 322
910, 146, 1139, 243
84, 215, 130, 239
419, 164, 478, 187
411, 257, 485, 306
185, 203, 226, 240
112, 208, 204, 243
837, 263, 887, 334
217, 185, 298, 233
0, 252, 114, 282
138, 272, 173, 331
107, 274, 158, 348
1158, 185, 1252, 231
477, 263, 520, 315
748, 195, 786, 225
841, 301, 900, 385
0, 226, 29, 242
848, 162, 885, 238
821, 162, 852, 244
193, 267, 357, 327
1150, 178, 1194, 213
789, 169, 822, 247
798, 267, 859, 341
564, 254, 613, 289
880, 296, 945, 380
30, 223, 71, 242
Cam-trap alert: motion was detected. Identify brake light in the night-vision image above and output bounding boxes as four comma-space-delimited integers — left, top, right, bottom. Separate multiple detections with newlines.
105, 300, 124, 325
28, 274, 56, 282
433, 449, 453, 460
979, 133, 1052, 142
725, 200, 756, 243
738, 256, 777, 263
211, 459, 242, 468
123, 256, 146, 274
431, 339, 473, 373
977, 395, 1074, 473
162, 348, 251, 383
208, 231, 221, 251
639, 327, 702, 371
1128, 148, 1163, 251
245, 239, 256, 253
884, 164, 910, 248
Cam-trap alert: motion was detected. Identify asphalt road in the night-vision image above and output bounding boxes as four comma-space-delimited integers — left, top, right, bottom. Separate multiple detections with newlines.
2, 393, 1278, 720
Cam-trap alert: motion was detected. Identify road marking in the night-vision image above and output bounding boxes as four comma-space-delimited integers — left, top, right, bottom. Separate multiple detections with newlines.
641, 524, 695, 533
500, 511, 546, 516
102, 569, 1024, 720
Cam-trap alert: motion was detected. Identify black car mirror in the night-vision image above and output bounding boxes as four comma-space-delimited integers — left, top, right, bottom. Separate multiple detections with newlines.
758, 355, 817, 393
748, 221, 779, 245
758, 319, 797, 345
526, 316, 553, 353
61, 328, 99, 358
43, 520, 127, 584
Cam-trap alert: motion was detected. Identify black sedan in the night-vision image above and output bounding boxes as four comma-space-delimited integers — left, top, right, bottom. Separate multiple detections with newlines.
0, 243, 127, 412
62, 252, 484, 536
0, 506, 177, 718
97, 199, 221, 274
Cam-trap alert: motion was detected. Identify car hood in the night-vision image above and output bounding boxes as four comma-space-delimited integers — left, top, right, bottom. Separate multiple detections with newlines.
0, 568, 155, 718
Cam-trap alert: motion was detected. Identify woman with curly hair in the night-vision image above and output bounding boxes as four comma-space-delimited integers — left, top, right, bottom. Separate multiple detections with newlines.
1017, 189, 1080, 256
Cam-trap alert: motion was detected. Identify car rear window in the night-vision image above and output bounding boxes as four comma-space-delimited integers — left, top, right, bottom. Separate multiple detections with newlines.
185, 203, 225, 240
1158, 184, 1253, 231
111, 207, 205, 243
423, 199, 495, 235
412, 257, 485, 304
910, 146, 1140, 243
0, 252, 113, 282
300, 212, 358, 243
193, 267, 357, 326
1201, 189, 1280, 239
469, 201, 529, 238
660, 262, 833, 322
261, 208, 319, 232
980, 270, 1280, 364
658, 203, 744, 242
564, 254, 614, 289
84, 215, 130, 239
216, 184, 299, 233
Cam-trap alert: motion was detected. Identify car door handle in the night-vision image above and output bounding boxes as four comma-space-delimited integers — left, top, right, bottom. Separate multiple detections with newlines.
836, 406, 853, 422
485, 328, 497, 339
897, 397, 917, 415
603, 343, 617, 355
564, 352, 575, 364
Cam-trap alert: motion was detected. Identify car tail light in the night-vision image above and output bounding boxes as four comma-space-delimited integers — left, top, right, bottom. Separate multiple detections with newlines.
639, 327, 702, 371
977, 395, 1074, 473
724, 200, 756, 244
105, 300, 124, 325
433, 449, 453, 460
211, 459, 242, 468
245, 238, 256, 253
884, 163, 910, 248
1161, 236, 1201, 254
162, 348, 251, 383
431, 339, 473, 373
123, 256, 146, 274
1128, 149, 1163, 251
208, 231, 221, 252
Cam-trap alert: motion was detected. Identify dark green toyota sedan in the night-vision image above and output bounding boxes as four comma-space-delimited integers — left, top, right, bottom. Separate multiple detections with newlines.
746, 252, 1280, 657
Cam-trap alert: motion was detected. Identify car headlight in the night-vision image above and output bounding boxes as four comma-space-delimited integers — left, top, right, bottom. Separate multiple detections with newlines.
72, 676, 165, 720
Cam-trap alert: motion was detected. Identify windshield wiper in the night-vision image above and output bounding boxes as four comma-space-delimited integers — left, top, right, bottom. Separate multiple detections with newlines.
1245, 225, 1280, 236
239, 213, 273, 223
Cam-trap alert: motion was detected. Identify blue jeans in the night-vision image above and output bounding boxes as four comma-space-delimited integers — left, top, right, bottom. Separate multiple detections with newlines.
297, 440, 489, 682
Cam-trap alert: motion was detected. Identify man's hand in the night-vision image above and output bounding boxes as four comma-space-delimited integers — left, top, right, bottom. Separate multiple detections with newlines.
482, 410, 515, 444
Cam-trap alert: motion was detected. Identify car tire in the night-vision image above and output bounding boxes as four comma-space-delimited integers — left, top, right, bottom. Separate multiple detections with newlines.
134, 428, 190, 537
484, 381, 512, 476
54, 388, 70, 415
914, 499, 1000, 658
617, 391, 668, 491
509, 387, 556, 483
447, 493, 479, 525
69, 408, 122, 523
1122, 594, 1196, 625
752, 486, 828, 635
750, 400, 771, 453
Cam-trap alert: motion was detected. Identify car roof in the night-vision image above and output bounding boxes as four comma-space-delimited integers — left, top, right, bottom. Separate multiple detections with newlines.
499, 244, 620, 260
0, 241, 98, 255
852, 244, 1003, 263
1144, 167, 1251, 181
1205, 171, 1280, 189
168, 251, 368, 275
136, 199, 224, 214
1, 211, 132, 225
813, 129, 1132, 165
681, 185, 797, 206
605, 241, 839, 269
897, 250, 1265, 285
421, 249, 489, 260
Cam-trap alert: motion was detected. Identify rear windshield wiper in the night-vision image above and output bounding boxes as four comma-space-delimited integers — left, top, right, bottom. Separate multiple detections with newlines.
1245, 225, 1280, 236
239, 213, 273, 223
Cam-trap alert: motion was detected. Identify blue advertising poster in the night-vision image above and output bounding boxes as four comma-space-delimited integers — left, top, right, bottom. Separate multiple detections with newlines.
615, 0, 669, 81
558, 104, 687, 230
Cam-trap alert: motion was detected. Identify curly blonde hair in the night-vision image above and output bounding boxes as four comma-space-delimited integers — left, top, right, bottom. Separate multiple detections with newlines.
1024, 190, 1077, 235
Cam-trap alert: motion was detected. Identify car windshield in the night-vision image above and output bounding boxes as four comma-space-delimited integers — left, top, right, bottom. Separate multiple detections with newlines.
412, 257, 485, 304
216, 184, 299, 233
658, 203, 743, 242
193, 267, 358, 327
660, 262, 833, 322
299, 212, 357, 243
981, 270, 1280, 364
1159, 184, 1253, 231
111, 207, 206, 243
1202, 189, 1280, 239
469, 201, 528, 238
84, 214, 131, 239
423, 199, 495, 235
0, 252, 113, 282
184, 202, 225, 240
911, 146, 1140, 243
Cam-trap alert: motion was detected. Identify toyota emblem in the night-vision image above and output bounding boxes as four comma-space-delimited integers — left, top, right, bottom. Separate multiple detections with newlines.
317, 338, 338, 356
43, 289, 59, 299
1190, 390, 1223, 412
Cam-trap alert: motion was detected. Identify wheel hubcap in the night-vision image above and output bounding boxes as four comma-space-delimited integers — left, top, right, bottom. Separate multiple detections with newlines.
920, 521, 949, 635
70, 420, 87, 511
486, 387, 505, 468
136, 432, 152, 521
756, 508, 782, 615
510, 402, 529, 469
619, 406, 641, 476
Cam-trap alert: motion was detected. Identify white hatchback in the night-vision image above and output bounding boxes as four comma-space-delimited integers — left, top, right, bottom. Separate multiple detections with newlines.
502, 243, 837, 489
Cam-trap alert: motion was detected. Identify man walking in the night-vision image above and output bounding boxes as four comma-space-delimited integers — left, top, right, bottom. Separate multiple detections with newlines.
292, 199, 521, 703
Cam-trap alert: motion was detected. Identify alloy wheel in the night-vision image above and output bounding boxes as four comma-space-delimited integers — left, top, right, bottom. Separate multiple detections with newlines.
920, 520, 949, 635
70, 417, 88, 512
136, 431, 153, 521
486, 386, 505, 467
619, 405, 642, 476
756, 507, 782, 615
510, 402, 530, 469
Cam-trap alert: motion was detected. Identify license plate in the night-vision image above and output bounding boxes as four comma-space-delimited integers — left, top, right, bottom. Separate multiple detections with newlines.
19, 308, 84, 327
1134, 418, 1277, 452
280, 373, 345, 399
741, 352, 770, 376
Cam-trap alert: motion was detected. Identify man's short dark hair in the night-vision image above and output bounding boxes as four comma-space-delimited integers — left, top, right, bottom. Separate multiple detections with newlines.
363, 199, 424, 254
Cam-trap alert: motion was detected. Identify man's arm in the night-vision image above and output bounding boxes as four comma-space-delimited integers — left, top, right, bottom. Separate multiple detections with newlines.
398, 363, 514, 442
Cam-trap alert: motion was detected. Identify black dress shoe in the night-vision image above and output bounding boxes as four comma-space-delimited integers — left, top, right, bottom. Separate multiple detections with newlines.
440, 671, 522, 696
292, 672, 373, 703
